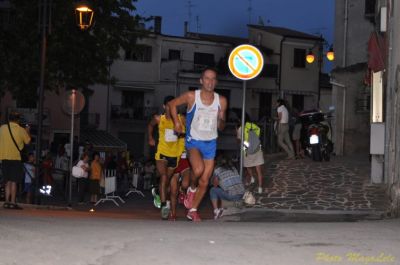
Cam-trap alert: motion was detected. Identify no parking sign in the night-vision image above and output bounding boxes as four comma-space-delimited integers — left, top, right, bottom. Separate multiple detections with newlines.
228, 44, 264, 80
228, 44, 264, 179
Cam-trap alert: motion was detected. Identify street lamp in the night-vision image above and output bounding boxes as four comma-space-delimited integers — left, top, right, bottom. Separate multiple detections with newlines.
306, 46, 335, 64
35, 0, 94, 204
305, 42, 335, 108
75, 1, 94, 30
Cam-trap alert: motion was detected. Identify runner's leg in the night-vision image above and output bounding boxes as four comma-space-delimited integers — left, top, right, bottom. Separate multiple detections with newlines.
191, 159, 215, 210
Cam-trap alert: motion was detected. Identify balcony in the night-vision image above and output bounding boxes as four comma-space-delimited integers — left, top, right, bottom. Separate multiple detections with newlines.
111, 105, 159, 121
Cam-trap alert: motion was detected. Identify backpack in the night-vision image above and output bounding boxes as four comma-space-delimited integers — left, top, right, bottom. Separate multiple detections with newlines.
246, 123, 261, 154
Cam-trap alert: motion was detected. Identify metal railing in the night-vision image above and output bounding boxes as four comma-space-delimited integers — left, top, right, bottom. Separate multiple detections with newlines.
111, 105, 159, 121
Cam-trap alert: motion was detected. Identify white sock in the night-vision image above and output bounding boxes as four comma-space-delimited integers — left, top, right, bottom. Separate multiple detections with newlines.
188, 187, 197, 193
166, 200, 170, 208
189, 208, 197, 212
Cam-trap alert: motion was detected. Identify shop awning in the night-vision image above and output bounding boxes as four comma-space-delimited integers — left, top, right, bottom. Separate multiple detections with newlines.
80, 130, 127, 152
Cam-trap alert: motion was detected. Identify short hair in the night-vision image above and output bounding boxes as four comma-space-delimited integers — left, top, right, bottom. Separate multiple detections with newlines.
277, 99, 286, 106
201, 66, 218, 78
163, 95, 175, 105
92, 152, 100, 160
8, 112, 21, 122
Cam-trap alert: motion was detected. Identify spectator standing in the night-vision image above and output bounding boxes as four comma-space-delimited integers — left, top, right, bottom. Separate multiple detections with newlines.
42, 153, 54, 186
0, 112, 31, 210
76, 153, 90, 204
292, 116, 305, 159
23, 153, 35, 204
237, 120, 265, 194
90, 152, 102, 203
276, 99, 295, 159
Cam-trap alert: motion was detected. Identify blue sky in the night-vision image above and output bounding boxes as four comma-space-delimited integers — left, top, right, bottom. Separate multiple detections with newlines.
135, 0, 335, 42
134, 0, 335, 71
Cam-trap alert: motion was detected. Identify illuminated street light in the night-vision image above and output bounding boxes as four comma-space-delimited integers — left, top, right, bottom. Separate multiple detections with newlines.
306, 50, 315, 64
326, 47, 335, 61
75, 1, 94, 30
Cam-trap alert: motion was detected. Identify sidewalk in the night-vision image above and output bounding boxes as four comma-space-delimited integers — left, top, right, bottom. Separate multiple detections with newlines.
222, 153, 390, 221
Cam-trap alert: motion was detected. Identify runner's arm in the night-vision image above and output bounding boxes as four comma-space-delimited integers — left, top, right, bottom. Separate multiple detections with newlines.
147, 114, 160, 147
168, 91, 194, 134
217, 95, 227, 131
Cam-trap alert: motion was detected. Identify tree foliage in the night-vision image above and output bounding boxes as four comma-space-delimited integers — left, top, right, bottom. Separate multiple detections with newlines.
0, 0, 146, 106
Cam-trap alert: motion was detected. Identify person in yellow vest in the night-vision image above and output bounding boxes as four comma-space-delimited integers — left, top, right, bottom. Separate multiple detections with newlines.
148, 96, 186, 220
0, 112, 31, 210
237, 119, 265, 194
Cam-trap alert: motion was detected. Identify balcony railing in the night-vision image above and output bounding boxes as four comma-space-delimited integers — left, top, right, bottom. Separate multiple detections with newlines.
111, 105, 159, 121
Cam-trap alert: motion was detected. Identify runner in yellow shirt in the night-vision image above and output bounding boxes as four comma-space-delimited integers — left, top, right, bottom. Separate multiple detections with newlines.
148, 96, 185, 220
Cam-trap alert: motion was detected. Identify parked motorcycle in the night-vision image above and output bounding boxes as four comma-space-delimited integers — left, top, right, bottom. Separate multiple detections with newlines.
299, 110, 333, 162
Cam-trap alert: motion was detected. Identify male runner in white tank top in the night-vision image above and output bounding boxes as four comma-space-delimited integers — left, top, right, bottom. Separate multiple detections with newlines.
168, 67, 228, 221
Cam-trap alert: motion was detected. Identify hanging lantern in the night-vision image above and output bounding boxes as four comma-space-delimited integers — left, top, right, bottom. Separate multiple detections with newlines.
326, 47, 335, 61
306, 50, 315, 64
75, 1, 94, 30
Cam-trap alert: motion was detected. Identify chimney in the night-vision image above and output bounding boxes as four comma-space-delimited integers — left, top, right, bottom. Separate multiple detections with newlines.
184, 21, 188, 37
154, 16, 162, 34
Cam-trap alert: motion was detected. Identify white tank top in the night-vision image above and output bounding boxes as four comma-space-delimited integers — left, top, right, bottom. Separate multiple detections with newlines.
187, 90, 220, 141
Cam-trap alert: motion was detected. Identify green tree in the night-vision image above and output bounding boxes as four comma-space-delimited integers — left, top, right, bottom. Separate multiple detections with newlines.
0, 0, 146, 106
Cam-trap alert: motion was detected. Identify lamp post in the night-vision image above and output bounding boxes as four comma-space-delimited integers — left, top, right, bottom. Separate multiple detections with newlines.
34, 0, 50, 204
35, 0, 93, 204
306, 41, 335, 108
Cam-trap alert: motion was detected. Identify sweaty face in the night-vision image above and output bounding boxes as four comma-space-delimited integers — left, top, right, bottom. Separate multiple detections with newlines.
200, 70, 218, 92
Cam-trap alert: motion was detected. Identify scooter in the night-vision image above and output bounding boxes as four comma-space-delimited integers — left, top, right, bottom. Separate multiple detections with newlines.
299, 110, 334, 162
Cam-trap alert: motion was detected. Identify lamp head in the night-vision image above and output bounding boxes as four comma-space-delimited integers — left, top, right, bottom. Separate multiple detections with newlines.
326, 47, 335, 61
306, 50, 315, 64
75, 1, 94, 30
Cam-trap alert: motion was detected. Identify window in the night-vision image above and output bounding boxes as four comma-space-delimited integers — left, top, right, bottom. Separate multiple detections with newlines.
194, 52, 215, 68
168, 49, 181, 60
293, 48, 306, 68
260, 64, 278, 78
125, 45, 152, 62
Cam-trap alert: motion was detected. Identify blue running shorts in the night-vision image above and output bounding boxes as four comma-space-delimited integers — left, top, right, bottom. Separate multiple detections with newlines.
186, 138, 217, 160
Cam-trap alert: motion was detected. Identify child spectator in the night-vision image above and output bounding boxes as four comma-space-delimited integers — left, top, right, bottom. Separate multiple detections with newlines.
24, 153, 35, 204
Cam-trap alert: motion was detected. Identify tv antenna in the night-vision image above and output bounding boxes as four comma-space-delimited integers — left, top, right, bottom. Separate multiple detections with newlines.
186, 0, 195, 31
247, 0, 253, 24
196, 15, 201, 33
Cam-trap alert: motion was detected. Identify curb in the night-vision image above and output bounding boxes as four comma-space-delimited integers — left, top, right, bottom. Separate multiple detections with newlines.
220, 206, 386, 222
2, 202, 72, 211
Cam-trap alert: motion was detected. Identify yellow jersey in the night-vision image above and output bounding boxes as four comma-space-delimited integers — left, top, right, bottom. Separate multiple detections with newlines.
156, 114, 185, 158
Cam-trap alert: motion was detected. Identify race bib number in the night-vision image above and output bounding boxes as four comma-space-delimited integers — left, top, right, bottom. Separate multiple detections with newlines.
165, 129, 178, 142
199, 115, 214, 132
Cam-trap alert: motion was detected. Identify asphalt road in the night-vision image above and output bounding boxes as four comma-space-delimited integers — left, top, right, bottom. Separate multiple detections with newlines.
0, 214, 399, 265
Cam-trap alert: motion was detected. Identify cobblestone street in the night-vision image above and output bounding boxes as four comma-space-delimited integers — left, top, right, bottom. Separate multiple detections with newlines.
249, 154, 389, 214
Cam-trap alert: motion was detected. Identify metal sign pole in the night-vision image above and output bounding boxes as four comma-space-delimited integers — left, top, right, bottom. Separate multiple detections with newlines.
239, 80, 247, 179
68, 89, 76, 205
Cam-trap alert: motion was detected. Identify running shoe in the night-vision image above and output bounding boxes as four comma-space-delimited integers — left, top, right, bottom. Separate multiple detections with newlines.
178, 191, 185, 205
184, 188, 196, 209
152, 187, 161, 209
186, 210, 201, 222
213, 208, 224, 220
161, 205, 170, 220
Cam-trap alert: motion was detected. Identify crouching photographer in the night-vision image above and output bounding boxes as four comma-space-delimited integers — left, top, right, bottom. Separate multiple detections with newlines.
0, 112, 31, 209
